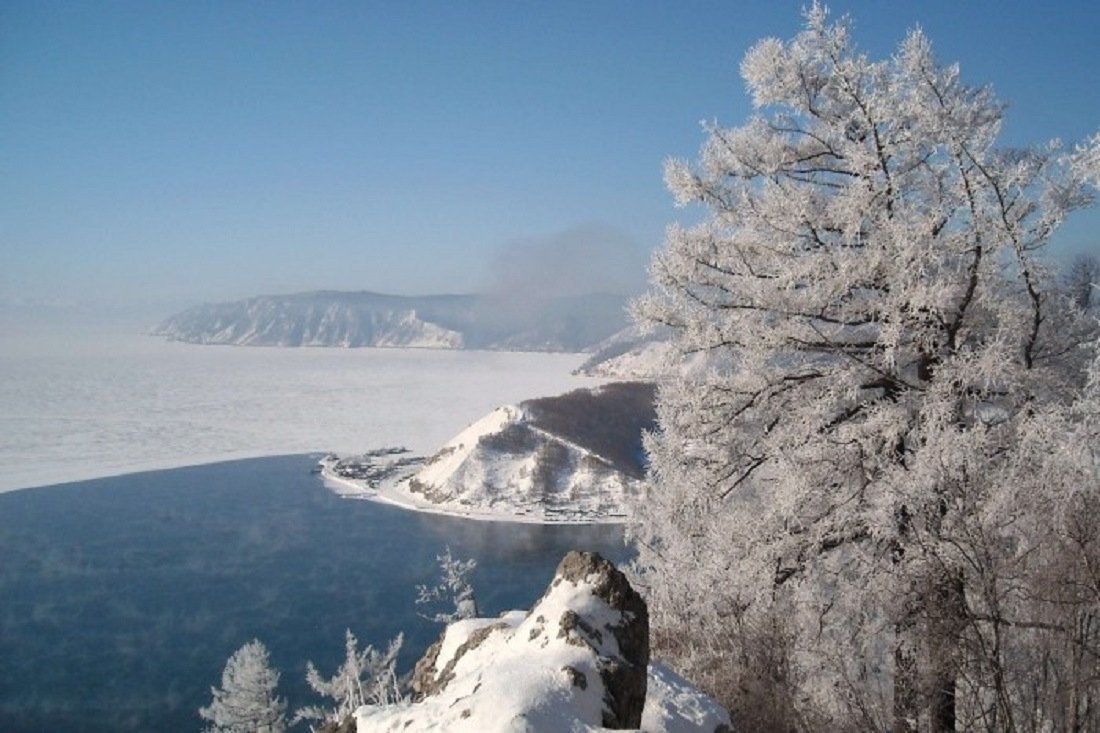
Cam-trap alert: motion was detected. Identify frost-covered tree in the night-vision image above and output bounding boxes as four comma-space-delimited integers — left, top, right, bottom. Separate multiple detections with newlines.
1066, 253, 1100, 312
633, 5, 1099, 731
415, 546, 479, 624
293, 629, 404, 728
199, 639, 287, 733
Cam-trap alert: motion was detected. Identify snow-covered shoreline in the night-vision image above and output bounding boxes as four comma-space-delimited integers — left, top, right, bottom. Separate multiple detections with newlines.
319, 457, 630, 526
315, 384, 653, 525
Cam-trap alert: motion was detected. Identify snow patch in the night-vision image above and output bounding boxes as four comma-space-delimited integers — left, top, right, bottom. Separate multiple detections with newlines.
642, 662, 733, 733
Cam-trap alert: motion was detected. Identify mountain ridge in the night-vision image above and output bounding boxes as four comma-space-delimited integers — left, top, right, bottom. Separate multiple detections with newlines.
154, 290, 630, 352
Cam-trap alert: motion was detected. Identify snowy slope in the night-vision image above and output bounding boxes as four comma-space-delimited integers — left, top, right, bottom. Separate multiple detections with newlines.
405, 385, 654, 522
405, 404, 640, 520
410, 406, 521, 492
573, 325, 675, 378
575, 324, 726, 380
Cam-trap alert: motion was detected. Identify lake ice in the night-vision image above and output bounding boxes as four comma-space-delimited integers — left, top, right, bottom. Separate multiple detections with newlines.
0, 324, 597, 493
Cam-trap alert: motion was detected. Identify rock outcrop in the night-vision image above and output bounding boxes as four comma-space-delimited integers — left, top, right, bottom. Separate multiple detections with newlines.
551, 550, 650, 727
355, 551, 732, 732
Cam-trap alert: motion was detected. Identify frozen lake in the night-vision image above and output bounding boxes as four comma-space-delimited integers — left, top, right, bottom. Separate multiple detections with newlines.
0, 322, 628, 730
0, 323, 597, 492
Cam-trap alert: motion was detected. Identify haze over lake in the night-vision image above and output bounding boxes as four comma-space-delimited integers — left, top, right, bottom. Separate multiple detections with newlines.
0, 455, 629, 732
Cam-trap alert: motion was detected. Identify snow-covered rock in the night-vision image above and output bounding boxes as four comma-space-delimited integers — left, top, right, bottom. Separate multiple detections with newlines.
354, 551, 732, 732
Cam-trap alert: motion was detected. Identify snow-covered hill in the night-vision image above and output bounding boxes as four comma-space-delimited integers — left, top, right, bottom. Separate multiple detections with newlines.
154, 291, 629, 352
321, 383, 656, 523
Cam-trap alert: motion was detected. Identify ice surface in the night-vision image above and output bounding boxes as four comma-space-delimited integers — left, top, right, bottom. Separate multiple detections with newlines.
0, 325, 597, 493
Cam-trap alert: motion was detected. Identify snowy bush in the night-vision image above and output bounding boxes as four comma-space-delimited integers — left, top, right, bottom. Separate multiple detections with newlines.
416, 546, 479, 624
293, 629, 405, 728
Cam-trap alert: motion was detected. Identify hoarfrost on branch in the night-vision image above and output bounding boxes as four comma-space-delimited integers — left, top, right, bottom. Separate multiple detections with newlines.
633, 4, 1100, 730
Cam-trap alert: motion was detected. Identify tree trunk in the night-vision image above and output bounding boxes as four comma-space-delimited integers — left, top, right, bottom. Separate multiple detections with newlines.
930, 673, 956, 733
928, 572, 964, 733
894, 625, 920, 733
894, 571, 963, 733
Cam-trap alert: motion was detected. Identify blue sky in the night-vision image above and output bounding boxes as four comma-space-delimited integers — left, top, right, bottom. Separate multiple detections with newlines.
2, 1, 1098, 311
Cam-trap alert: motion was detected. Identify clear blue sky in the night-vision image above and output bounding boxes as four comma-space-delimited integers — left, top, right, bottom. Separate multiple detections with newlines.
2, 1, 1098, 311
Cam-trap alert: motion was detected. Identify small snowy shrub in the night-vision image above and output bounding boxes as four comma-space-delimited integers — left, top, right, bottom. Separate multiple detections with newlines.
293, 629, 404, 727
415, 546, 479, 624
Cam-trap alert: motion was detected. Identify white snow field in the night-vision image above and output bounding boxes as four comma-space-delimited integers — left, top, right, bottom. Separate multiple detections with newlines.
0, 324, 597, 493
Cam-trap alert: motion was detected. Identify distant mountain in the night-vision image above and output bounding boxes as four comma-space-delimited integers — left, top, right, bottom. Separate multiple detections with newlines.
153, 291, 629, 352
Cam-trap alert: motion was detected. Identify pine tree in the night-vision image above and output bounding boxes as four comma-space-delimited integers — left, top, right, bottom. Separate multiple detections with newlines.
199, 639, 287, 733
